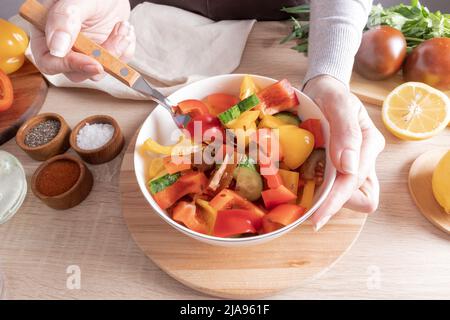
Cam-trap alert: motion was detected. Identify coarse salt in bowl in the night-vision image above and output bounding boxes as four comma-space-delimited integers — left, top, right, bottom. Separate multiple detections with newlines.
134, 74, 336, 247
76, 123, 115, 150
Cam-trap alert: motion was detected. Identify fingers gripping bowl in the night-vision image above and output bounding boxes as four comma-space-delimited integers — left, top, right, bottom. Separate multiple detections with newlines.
134, 74, 336, 246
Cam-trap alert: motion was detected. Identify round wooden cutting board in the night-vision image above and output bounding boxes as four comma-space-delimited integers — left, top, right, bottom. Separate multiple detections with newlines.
0, 60, 48, 145
119, 135, 367, 298
409, 149, 450, 235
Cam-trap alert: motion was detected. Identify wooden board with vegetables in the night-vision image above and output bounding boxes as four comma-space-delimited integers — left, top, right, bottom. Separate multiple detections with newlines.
0, 60, 48, 145
0, 19, 48, 145
120, 133, 366, 299
281, 0, 450, 106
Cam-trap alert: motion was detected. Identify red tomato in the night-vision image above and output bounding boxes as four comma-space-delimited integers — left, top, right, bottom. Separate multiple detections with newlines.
257, 79, 299, 115
264, 204, 305, 226
186, 114, 223, 142
177, 99, 209, 117
205, 93, 239, 116
299, 119, 324, 148
0, 70, 13, 112
404, 37, 450, 90
261, 185, 297, 209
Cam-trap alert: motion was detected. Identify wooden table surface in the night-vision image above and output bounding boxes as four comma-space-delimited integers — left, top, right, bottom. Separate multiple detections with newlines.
1, 22, 449, 300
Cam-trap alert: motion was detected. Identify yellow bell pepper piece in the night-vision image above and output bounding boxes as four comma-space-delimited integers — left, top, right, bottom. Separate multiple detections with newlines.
141, 136, 201, 156
226, 110, 260, 129
196, 198, 218, 234
278, 125, 314, 169
278, 169, 299, 197
0, 19, 29, 74
239, 75, 260, 100
147, 157, 165, 180
258, 115, 287, 129
299, 179, 315, 210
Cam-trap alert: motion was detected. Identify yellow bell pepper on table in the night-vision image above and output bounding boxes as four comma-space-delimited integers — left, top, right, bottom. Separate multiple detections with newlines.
0, 19, 29, 74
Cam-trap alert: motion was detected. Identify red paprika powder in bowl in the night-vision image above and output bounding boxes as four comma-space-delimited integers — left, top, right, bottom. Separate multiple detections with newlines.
31, 154, 93, 210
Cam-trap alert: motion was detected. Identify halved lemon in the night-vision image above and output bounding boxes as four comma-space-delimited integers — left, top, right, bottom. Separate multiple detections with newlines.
382, 82, 450, 140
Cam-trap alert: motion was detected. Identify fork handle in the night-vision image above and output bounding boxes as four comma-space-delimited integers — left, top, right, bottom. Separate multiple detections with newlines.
19, 0, 140, 87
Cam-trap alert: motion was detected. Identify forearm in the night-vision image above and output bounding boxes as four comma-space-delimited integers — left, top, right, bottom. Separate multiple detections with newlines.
304, 0, 373, 87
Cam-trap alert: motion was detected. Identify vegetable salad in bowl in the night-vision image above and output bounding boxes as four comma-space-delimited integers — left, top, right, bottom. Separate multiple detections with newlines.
135, 74, 336, 246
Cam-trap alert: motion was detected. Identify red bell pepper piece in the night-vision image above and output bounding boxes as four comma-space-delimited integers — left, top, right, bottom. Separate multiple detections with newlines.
300, 119, 324, 148
205, 93, 239, 116
172, 201, 208, 234
213, 212, 256, 238
261, 185, 297, 210
162, 156, 191, 174
153, 171, 208, 209
262, 216, 284, 234
264, 204, 306, 226
177, 99, 209, 117
210, 189, 266, 217
213, 209, 263, 237
259, 160, 283, 189
257, 79, 299, 115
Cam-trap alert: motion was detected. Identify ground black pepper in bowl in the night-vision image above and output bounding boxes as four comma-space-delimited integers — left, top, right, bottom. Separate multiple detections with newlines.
24, 119, 61, 148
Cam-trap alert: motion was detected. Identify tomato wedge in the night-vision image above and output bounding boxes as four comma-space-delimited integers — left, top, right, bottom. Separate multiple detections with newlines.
0, 70, 13, 112
177, 99, 209, 117
300, 119, 324, 148
205, 93, 239, 116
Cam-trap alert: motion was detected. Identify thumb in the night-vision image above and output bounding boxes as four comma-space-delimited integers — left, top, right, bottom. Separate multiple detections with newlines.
45, 0, 96, 57
326, 95, 362, 175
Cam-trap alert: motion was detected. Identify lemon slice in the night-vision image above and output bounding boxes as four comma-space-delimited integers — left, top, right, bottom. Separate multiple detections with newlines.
382, 82, 450, 140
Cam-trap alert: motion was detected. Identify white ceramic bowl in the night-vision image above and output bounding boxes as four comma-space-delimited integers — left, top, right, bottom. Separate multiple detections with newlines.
134, 74, 336, 246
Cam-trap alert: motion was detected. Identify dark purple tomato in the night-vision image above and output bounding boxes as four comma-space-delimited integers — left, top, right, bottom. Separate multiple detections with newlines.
354, 26, 407, 80
404, 37, 450, 90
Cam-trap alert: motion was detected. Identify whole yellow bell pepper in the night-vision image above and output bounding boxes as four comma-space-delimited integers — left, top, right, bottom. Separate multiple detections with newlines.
0, 19, 29, 74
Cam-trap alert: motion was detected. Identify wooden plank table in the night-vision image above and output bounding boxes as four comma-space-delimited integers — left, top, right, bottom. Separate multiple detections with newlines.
1, 22, 449, 299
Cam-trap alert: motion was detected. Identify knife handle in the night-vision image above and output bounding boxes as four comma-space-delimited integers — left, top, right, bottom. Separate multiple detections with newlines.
19, 0, 140, 87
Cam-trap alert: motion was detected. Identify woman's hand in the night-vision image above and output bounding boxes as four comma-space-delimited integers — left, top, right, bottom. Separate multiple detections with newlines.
31, 0, 135, 82
303, 75, 385, 230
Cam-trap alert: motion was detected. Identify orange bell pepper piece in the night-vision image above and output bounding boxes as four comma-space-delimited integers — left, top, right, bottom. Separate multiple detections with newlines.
153, 171, 208, 209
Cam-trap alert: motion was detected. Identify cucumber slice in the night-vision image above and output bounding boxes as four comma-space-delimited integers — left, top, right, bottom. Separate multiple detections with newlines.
238, 94, 260, 113
237, 154, 257, 171
217, 105, 241, 124
234, 167, 263, 201
274, 111, 301, 126
217, 94, 260, 125
149, 172, 181, 194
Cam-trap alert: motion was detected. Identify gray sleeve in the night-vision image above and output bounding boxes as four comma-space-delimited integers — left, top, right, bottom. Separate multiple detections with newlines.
303, 0, 373, 87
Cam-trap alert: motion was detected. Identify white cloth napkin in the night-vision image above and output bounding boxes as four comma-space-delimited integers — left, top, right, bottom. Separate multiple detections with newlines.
12, 3, 255, 99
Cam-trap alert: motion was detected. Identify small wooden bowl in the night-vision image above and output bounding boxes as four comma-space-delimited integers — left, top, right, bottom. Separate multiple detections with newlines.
31, 154, 93, 210
16, 113, 71, 161
69, 115, 124, 165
